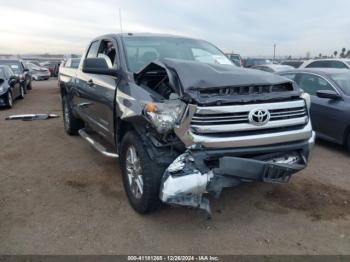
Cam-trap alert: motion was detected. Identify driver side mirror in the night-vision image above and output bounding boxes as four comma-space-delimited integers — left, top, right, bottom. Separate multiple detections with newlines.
82, 58, 118, 76
316, 90, 342, 100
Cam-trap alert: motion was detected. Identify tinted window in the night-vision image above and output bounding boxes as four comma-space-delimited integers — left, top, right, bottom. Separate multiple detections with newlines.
255, 66, 273, 73
280, 73, 296, 81
298, 74, 334, 95
97, 40, 119, 68
245, 59, 272, 67
331, 61, 347, 68
306, 60, 331, 68
331, 73, 350, 95
86, 41, 100, 58
281, 61, 303, 68
71, 59, 80, 68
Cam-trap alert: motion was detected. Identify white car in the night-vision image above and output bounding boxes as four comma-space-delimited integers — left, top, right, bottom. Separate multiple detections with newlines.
27, 63, 51, 81
300, 59, 350, 69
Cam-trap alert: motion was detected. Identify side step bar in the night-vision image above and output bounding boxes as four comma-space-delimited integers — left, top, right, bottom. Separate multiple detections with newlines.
78, 128, 119, 158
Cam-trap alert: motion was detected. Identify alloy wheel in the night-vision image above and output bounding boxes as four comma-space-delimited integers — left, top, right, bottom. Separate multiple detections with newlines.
126, 145, 144, 199
63, 101, 70, 129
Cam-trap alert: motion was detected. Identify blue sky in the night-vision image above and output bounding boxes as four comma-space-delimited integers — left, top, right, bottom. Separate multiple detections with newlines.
0, 0, 349, 57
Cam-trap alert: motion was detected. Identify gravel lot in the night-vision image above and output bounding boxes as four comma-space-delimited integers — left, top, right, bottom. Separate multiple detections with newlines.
0, 79, 350, 255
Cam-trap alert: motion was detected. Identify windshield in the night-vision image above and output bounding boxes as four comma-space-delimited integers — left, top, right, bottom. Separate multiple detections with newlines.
122, 36, 233, 72
0, 61, 21, 73
28, 63, 41, 71
331, 73, 350, 95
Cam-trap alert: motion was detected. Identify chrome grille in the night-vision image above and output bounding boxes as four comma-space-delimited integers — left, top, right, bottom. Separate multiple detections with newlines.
199, 83, 294, 97
190, 100, 308, 134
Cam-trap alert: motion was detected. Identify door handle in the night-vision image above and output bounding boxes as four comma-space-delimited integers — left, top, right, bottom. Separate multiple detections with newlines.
87, 79, 94, 87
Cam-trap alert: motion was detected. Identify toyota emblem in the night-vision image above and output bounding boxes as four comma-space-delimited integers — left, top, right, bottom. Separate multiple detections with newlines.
249, 109, 270, 126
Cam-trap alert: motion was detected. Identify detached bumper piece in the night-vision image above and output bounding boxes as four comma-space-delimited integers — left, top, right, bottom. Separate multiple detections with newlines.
159, 152, 214, 216
160, 150, 306, 217
214, 153, 305, 184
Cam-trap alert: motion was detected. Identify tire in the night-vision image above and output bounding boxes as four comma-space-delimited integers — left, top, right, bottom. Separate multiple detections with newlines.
120, 131, 164, 214
346, 133, 350, 152
6, 91, 13, 109
19, 85, 25, 99
22, 83, 28, 94
27, 79, 32, 90
62, 95, 84, 135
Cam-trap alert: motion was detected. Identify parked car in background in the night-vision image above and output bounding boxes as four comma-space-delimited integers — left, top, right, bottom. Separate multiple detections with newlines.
0, 59, 32, 93
227, 53, 243, 67
61, 58, 80, 69
243, 58, 272, 68
300, 59, 350, 69
26, 62, 51, 80
0, 65, 24, 108
40, 61, 61, 77
281, 60, 304, 68
252, 64, 294, 73
278, 68, 350, 150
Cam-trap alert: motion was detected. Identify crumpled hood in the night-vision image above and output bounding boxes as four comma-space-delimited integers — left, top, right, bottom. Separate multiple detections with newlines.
135, 58, 301, 105
157, 58, 292, 89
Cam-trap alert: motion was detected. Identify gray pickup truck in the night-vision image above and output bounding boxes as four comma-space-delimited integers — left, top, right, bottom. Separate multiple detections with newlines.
58, 33, 315, 216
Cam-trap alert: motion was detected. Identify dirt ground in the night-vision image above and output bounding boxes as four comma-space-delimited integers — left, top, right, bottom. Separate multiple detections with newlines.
0, 80, 350, 255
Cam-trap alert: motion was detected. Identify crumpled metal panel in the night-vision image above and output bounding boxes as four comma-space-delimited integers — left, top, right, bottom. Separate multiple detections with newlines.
159, 152, 213, 216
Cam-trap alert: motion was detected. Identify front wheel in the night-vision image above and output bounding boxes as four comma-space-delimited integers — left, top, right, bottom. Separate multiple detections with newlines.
120, 131, 164, 214
346, 133, 350, 152
19, 85, 25, 99
27, 79, 32, 90
6, 91, 13, 108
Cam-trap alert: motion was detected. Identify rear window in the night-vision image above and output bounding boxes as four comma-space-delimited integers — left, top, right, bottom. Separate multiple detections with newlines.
306, 60, 348, 69
71, 59, 80, 69
331, 73, 350, 96
281, 61, 303, 68
306, 60, 331, 68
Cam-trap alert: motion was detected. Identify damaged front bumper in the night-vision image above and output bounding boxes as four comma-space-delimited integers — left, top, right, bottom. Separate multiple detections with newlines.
160, 132, 315, 216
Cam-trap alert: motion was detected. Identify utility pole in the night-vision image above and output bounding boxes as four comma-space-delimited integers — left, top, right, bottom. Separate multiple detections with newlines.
273, 44, 276, 62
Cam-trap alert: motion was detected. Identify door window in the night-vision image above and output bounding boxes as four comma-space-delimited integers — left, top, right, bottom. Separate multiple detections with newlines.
86, 41, 100, 58
97, 40, 119, 68
298, 74, 334, 95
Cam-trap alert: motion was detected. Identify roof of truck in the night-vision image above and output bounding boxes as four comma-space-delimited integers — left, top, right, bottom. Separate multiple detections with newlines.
92, 33, 202, 41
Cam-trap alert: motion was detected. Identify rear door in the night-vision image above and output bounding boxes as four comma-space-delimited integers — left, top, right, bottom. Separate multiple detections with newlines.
296, 73, 344, 142
74, 40, 101, 124
78, 39, 119, 144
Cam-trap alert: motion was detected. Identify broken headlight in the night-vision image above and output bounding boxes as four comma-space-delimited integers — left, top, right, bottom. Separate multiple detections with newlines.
144, 100, 187, 134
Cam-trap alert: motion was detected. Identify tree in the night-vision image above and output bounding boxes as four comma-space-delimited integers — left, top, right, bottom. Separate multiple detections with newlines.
334, 51, 338, 57
319, 53, 322, 58
340, 48, 346, 58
